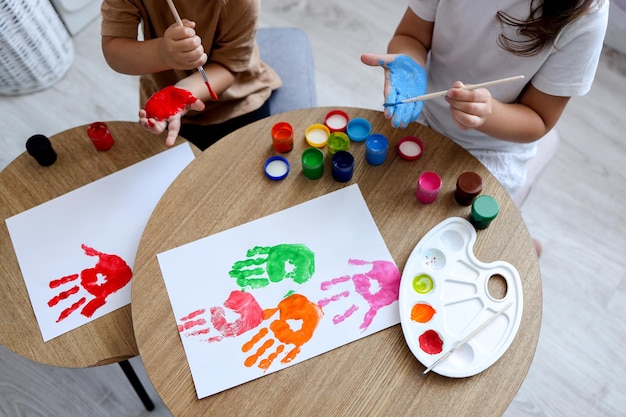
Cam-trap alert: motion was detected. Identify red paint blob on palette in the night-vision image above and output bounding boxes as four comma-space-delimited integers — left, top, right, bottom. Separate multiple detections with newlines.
144, 86, 198, 120
419, 329, 444, 354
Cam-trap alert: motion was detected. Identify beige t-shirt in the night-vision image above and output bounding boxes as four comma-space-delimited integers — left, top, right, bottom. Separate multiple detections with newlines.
101, 0, 282, 125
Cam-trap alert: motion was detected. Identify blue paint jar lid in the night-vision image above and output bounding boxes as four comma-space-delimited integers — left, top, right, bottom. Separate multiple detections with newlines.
264, 156, 290, 181
346, 117, 372, 142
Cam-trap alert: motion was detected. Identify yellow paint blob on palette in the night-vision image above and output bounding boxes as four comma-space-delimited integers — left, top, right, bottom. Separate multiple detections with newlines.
398, 217, 523, 378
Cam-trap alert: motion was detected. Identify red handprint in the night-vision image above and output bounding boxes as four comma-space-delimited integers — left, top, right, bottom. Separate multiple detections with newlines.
242, 293, 323, 371
47, 244, 132, 322
178, 290, 264, 342
317, 259, 400, 331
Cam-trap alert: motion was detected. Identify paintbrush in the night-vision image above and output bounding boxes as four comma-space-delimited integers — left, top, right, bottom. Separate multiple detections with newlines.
418, 302, 513, 379
165, 0, 219, 100
383, 75, 525, 107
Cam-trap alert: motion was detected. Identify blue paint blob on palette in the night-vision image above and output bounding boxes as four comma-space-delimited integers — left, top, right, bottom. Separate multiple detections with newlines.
399, 217, 523, 378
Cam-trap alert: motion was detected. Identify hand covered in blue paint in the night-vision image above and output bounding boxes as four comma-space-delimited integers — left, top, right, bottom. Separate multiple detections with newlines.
361, 54, 427, 128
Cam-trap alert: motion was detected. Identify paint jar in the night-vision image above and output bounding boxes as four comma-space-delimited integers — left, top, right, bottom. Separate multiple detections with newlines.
365, 133, 389, 166
264, 156, 290, 181
26, 134, 57, 166
325, 109, 349, 132
397, 136, 424, 160
455, 172, 483, 206
271, 122, 294, 153
305, 123, 330, 148
470, 195, 499, 229
331, 151, 354, 183
301, 147, 324, 180
86, 122, 115, 151
327, 132, 350, 155
416, 171, 442, 204
346, 117, 372, 142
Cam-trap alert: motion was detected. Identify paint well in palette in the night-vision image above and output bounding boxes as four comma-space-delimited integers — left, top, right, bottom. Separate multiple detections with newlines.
410, 303, 436, 323
412, 274, 434, 294
419, 329, 443, 354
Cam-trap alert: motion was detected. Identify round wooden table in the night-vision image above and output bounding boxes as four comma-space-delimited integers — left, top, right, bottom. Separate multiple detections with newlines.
0, 121, 194, 368
132, 107, 542, 416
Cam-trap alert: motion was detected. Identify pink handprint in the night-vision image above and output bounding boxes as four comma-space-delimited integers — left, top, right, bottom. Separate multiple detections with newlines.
317, 259, 400, 331
47, 244, 132, 322
178, 290, 264, 342
242, 293, 323, 371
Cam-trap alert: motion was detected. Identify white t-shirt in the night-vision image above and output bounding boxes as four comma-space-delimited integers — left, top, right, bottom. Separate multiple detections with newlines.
409, 0, 609, 193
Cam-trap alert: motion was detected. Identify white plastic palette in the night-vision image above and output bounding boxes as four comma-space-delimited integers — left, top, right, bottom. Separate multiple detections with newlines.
399, 217, 523, 377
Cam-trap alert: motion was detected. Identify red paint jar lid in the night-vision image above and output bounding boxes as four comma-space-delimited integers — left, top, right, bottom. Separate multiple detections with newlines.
398, 136, 424, 160
325, 110, 349, 132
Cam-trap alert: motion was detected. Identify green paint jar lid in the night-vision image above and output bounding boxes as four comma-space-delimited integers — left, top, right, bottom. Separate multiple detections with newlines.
470, 195, 499, 229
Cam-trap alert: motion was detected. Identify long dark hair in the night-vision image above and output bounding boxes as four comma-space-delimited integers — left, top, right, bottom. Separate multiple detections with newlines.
497, 0, 599, 56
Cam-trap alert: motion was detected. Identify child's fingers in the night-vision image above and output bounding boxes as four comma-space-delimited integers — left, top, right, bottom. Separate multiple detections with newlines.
181, 19, 196, 28
190, 99, 206, 112
165, 118, 182, 146
361, 54, 394, 67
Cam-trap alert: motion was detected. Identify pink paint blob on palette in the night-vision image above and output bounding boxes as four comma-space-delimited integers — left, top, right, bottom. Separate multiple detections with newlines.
399, 217, 523, 378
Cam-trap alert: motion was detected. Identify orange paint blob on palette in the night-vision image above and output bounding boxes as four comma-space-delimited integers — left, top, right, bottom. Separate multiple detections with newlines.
398, 217, 524, 378
411, 303, 436, 323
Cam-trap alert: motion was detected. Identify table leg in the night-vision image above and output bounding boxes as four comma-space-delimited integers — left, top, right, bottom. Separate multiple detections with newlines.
118, 359, 155, 411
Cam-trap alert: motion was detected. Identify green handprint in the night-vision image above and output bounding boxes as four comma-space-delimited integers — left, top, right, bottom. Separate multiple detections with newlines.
229, 244, 315, 290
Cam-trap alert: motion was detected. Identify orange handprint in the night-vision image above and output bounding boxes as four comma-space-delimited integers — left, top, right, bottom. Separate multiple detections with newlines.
242, 293, 323, 371
178, 290, 264, 342
318, 259, 400, 332
47, 244, 132, 322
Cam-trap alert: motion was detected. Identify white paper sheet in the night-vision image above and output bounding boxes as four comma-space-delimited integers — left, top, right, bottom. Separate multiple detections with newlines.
5, 143, 195, 342
158, 184, 401, 399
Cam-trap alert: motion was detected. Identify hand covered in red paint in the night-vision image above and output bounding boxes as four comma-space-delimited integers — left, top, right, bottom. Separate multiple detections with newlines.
445, 80, 493, 130
177, 290, 264, 343
161, 19, 207, 70
139, 85, 205, 146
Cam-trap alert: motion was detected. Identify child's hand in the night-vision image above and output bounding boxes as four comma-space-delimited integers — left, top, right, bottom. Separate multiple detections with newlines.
361, 53, 427, 128
445, 81, 493, 131
161, 19, 207, 70
139, 86, 205, 146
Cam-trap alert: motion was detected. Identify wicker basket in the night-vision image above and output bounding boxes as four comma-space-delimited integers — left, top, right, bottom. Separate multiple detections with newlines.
0, 0, 74, 95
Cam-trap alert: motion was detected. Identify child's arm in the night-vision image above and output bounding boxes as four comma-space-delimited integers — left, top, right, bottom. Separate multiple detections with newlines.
445, 82, 570, 143
387, 7, 433, 68
101, 19, 206, 75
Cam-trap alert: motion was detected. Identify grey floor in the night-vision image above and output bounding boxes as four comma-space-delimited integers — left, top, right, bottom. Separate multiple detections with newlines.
1, 1, 626, 416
